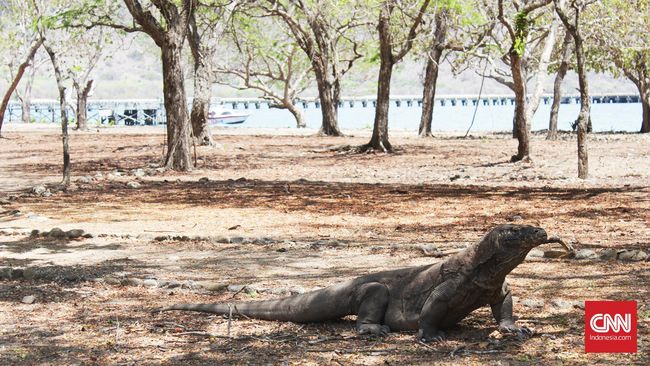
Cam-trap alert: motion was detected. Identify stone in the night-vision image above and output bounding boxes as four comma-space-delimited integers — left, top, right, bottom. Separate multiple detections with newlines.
21, 295, 36, 304
94, 172, 104, 180
269, 287, 290, 296
544, 250, 570, 259
551, 299, 573, 310
77, 176, 93, 184
154, 236, 168, 241
30, 229, 41, 237
290, 286, 306, 295
521, 298, 545, 309
509, 215, 524, 222
22, 267, 41, 280
227, 284, 246, 293
205, 283, 228, 292
41, 191, 52, 197
132, 169, 146, 177
104, 276, 122, 285
214, 236, 230, 244
230, 237, 245, 244
0, 267, 12, 280
574, 249, 598, 260
198, 177, 209, 183
126, 181, 141, 189
599, 249, 618, 260
618, 250, 648, 262
0, 198, 11, 205
32, 185, 47, 195
142, 278, 158, 287
122, 278, 144, 286
419, 244, 438, 256
526, 249, 544, 259
66, 229, 85, 239
47, 228, 67, 239
82, 233, 94, 239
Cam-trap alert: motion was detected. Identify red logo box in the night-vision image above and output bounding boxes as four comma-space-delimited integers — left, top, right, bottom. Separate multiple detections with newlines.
585, 300, 637, 353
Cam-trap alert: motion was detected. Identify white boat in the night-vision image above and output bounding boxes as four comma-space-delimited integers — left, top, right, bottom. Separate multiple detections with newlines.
208, 107, 250, 125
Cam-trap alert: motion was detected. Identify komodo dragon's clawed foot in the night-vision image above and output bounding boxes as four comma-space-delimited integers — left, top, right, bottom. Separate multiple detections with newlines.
418, 329, 446, 343
498, 323, 533, 337
357, 324, 391, 337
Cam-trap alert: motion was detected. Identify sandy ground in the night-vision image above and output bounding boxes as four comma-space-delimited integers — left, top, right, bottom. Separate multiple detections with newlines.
0, 124, 649, 365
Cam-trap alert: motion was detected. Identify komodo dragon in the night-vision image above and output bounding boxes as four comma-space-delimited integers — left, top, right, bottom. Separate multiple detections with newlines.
158, 224, 571, 342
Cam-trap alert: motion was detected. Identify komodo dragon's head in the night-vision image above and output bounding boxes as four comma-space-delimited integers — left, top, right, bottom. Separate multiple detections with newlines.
471, 224, 561, 282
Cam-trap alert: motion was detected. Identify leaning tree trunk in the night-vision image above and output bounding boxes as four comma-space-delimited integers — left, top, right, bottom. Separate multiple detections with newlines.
313, 65, 342, 136
510, 52, 531, 162
419, 48, 443, 137
548, 31, 572, 140
0, 38, 43, 137
286, 101, 307, 128
75, 79, 93, 130
190, 59, 214, 146
45, 44, 71, 187
161, 41, 193, 171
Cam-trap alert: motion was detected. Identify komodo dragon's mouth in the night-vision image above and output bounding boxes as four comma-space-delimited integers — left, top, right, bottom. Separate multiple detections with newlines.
544, 235, 575, 253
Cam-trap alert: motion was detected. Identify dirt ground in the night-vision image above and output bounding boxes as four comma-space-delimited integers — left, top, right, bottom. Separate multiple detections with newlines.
1, 125, 649, 365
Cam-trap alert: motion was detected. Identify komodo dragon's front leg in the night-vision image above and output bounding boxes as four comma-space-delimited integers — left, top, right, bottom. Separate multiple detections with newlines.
354, 282, 391, 336
490, 282, 532, 336
417, 279, 459, 342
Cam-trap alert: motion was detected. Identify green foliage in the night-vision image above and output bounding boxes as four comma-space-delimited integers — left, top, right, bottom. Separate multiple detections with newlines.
513, 10, 529, 57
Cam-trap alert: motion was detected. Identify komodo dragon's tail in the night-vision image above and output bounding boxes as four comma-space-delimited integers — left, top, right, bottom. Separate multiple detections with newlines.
157, 283, 352, 323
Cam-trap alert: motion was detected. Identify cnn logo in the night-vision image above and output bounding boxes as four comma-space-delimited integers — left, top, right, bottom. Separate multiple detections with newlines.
585, 301, 637, 353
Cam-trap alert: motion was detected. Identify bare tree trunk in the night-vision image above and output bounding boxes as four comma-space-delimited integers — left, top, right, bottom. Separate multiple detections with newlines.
418, 53, 441, 137
286, 102, 307, 128
314, 65, 342, 136
548, 31, 572, 140
366, 60, 394, 151
510, 52, 531, 162
632, 82, 649, 133
45, 44, 71, 187
161, 41, 193, 171
16, 63, 37, 124
75, 80, 93, 130
526, 19, 558, 121
0, 37, 43, 137
190, 60, 214, 146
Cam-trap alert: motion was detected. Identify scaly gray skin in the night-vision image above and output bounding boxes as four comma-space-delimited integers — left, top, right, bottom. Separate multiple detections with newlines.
159, 224, 557, 342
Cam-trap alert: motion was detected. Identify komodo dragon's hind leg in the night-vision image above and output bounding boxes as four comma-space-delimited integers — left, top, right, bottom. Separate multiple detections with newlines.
354, 282, 390, 336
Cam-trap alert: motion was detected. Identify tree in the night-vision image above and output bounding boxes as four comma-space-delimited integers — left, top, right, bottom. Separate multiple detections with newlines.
418, 2, 491, 137
13, 50, 47, 124
554, 0, 590, 178
0, 0, 43, 137
586, 0, 649, 133
547, 29, 572, 140
361, 0, 431, 152
496, 0, 552, 162
217, 10, 312, 128
73, 0, 196, 170
258, 0, 365, 136
188, 0, 238, 146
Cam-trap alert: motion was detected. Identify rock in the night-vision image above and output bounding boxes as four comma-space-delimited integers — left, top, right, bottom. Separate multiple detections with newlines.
419, 244, 438, 256
214, 236, 230, 244
11, 268, 23, 279
82, 233, 94, 239
31, 185, 47, 195
22, 267, 41, 280
162, 281, 181, 289
599, 249, 618, 260
551, 299, 573, 310
122, 278, 144, 286
66, 229, 85, 239
21, 295, 36, 304
0, 198, 11, 205
104, 276, 122, 285
142, 278, 158, 287
76, 176, 93, 184
269, 287, 290, 296
198, 177, 209, 183
618, 250, 648, 261
132, 169, 146, 177
290, 286, 306, 295
126, 181, 141, 189
227, 284, 246, 293
155, 167, 166, 174
230, 236, 245, 244
94, 172, 104, 180
544, 250, 570, 259
47, 228, 67, 239
526, 249, 544, 260
253, 237, 274, 245
30, 229, 41, 237
41, 191, 52, 197
521, 298, 545, 309
0, 267, 13, 280
27, 213, 48, 221
111, 170, 123, 177
574, 249, 597, 260
154, 235, 168, 242
509, 215, 524, 222
205, 283, 228, 292
276, 247, 287, 253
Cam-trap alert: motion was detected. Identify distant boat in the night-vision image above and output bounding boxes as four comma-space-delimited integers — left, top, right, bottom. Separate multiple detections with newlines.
208, 107, 250, 125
